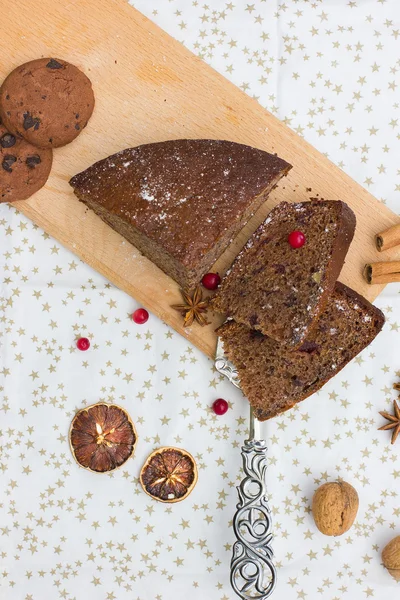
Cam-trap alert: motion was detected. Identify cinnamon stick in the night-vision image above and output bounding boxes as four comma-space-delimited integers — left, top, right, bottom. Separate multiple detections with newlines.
376, 223, 400, 252
364, 261, 400, 284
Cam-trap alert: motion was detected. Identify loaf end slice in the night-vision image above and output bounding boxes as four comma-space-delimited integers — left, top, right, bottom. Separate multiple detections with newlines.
212, 200, 356, 348
69, 139, 291, 290
216, 282, 384, 420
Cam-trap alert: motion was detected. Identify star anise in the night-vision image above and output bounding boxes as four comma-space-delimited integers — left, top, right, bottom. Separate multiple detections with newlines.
171, 287, 210, 327
378, 399, 400, 445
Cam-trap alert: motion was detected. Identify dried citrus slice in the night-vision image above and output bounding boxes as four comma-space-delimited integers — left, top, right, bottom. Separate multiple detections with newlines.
140, 447, 198, 503
69, 402, 137, 473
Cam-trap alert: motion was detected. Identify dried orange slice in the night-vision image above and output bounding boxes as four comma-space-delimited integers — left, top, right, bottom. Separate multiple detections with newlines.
69, 402, 137, 473
140, 447, 198, 503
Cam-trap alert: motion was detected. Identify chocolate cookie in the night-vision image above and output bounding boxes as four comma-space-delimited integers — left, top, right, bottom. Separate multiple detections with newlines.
0, 58, 95, 148
0, 121, 52, 202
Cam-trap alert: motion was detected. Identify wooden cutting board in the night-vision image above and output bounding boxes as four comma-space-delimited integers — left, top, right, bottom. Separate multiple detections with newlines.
3, 0, 400, 359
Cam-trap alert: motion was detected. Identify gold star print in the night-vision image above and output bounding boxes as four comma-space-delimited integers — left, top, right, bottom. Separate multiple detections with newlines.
0, 4, 400, 599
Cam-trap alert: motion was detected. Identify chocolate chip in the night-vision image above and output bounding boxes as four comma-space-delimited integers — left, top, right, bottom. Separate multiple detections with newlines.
303, 378, 320, 392
75, 114, 79, 119
26, 155, 41, 169
249, 314, 259, 326
298, 341, 320, 355
291, 377, 303, 387
2, 155, 17, 172
23, 112, 41, 131
283, 293, 298, 308
0, 133, 16, 148
5, 94, 10, 100
41, 95, 47, 100
74, 123, 80, 130
250, 329, 264, 340
260, 236, 271, 246
252, 265, 265, 276
46, 58, 63, 69
272, 263, 285, 274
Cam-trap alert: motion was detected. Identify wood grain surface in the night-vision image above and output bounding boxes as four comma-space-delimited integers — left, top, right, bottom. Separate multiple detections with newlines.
2, 0, 399, 359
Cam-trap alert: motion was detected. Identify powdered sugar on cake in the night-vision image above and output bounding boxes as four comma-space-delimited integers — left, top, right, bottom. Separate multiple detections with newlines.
140, 183, 156, 202
69, 139, 291, 288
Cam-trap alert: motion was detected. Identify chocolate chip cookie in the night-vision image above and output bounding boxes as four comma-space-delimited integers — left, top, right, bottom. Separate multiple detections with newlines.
0, 121, 52, 202
0, 58, 95, 148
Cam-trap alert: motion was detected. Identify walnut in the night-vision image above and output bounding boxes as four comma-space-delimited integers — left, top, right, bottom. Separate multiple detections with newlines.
312, 481, 359, 536
382, 536, 400, 581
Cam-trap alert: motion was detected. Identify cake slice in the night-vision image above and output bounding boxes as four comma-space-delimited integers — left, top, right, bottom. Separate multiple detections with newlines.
217, 283, 384, 421
69, 139, 291, 290
212, 200, 356, 348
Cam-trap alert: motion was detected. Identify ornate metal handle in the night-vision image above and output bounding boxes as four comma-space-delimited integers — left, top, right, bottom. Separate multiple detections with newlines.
215, 337, 276, 598
231, 438, 276, 599
215, 355, 241, 389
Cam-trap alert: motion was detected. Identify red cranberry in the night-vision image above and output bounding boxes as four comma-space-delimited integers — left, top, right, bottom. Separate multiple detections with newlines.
213, 398, 229, 415
201, 272, 221, 290
76, 337, 90, 351
288, 230, 306, 249
132, 308, 149, 324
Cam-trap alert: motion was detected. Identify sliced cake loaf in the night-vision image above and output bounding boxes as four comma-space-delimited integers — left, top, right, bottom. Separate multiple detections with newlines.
212, 200, 356, 349
216, 283, 384, 421
69, 139, 291, 290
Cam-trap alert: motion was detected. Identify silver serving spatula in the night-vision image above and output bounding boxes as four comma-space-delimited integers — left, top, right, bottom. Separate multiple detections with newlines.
215, 337, 277, 599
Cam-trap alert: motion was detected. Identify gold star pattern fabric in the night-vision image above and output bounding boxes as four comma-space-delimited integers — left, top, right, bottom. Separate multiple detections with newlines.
1, 1, 400, 598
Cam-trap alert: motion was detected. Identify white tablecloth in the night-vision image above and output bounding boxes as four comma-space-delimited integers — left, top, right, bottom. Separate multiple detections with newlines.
1, 1, 400, 598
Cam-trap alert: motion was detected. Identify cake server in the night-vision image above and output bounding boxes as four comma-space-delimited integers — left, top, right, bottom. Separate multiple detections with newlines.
215, 337, 277, 599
